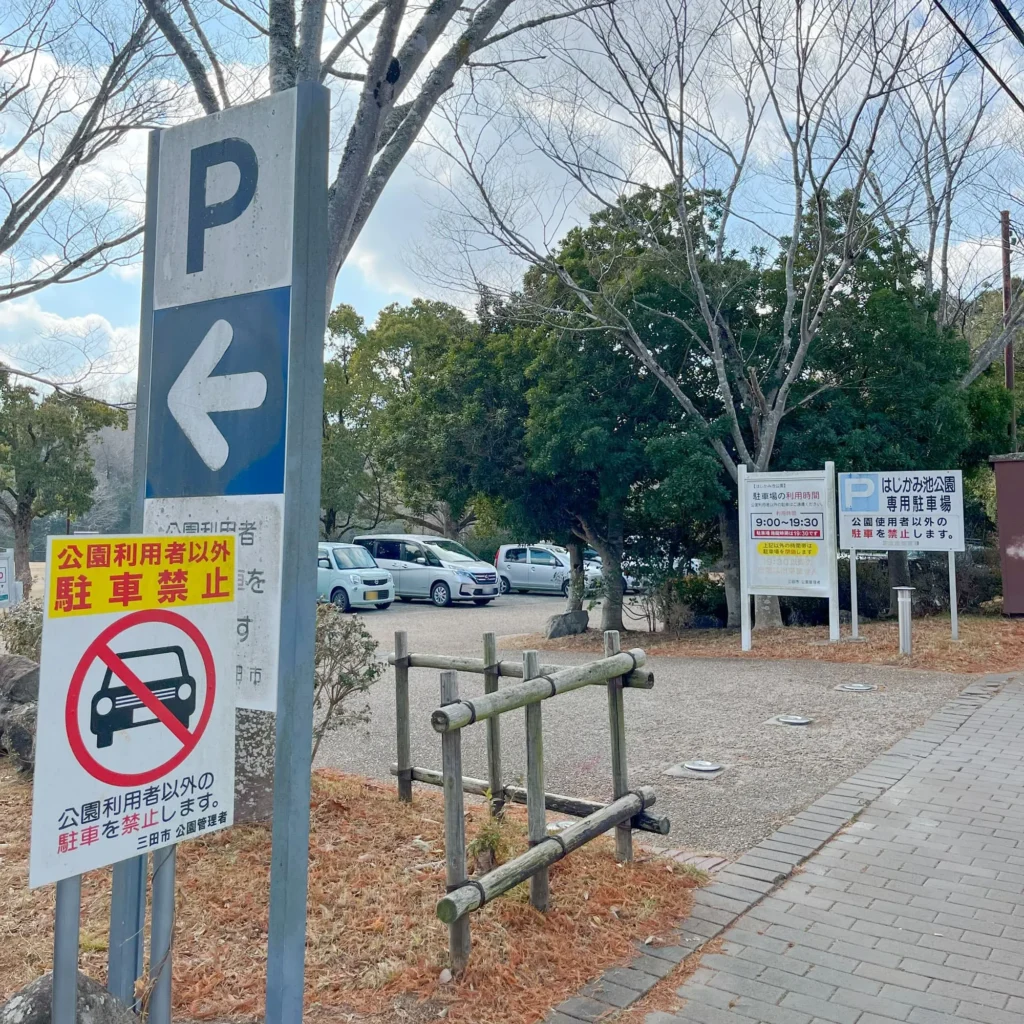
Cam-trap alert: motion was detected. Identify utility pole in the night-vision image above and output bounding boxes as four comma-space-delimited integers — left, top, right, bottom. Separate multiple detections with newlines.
1002, 210, 1017, 453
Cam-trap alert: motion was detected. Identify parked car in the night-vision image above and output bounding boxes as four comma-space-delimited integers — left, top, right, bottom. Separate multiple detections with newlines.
578, 549, 639, 593
317, 542, 394, 612
495, 543, 602, 596
353, 534, 499, 606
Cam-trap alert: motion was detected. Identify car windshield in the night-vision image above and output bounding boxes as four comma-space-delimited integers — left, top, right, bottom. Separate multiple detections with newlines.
111, 649, 184, 684
425, 539, 478, 563
333, 546, 377, 570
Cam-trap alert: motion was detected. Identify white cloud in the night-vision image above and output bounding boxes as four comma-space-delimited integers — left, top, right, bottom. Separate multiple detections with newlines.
0, 296, 137, 401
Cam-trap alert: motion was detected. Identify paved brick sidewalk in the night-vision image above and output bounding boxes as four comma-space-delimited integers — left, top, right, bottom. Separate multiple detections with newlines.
647, 679, 1024, 1024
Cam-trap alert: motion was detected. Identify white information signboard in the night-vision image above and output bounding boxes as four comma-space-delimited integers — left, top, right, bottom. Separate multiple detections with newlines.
738, 463, 839, 650
0, 549, 11, 608
837, 470, 965, 641
838, 471, 964, 552
29, 534, 237, 887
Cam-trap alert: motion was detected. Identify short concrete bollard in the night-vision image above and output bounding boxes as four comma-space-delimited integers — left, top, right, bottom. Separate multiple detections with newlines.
893, 586, 915, 656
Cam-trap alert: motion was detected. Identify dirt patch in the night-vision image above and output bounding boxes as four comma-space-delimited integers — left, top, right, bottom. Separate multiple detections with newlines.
0, 761, 699, 1023
501, 615, 1024, 675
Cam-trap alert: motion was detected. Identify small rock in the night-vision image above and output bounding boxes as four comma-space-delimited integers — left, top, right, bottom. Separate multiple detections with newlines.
543, 610, 589, 639
1, 702, 36, 772
411, 838, 432, 853
438, 968, 452, 985
0, 971, 138, 1023
0, 655, 38, 704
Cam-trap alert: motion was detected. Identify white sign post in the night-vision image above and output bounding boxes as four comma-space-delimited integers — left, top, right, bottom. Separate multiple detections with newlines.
838, 470, 965, 640
0, 548, 12, 608
738, 463, 840, 651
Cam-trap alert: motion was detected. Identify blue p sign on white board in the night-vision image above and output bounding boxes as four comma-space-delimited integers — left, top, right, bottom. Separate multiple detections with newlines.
840, 472, 879, 512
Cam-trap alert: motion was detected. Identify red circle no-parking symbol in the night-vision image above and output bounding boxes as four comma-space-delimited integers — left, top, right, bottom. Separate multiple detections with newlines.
65, 609, 216, 786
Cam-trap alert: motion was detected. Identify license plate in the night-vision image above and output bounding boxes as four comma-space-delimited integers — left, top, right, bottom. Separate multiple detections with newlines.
365, 591, 380, 601
133, 707, 157, 724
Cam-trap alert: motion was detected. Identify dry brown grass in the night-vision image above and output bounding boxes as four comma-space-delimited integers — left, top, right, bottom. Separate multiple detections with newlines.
503, 614, 1024, 675
0, 762, 700, 1023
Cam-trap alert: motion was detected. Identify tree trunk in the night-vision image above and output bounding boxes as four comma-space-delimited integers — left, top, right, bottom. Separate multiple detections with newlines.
566, 536, 585, 612
13, 506, 33, 599
585, 512, 625, 633
754, 594, 783, 629
887, 550, 911, 616
718, 511, 741, 628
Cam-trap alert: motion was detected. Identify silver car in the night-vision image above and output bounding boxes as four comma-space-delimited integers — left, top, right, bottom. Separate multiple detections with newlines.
495, 544, 601, 596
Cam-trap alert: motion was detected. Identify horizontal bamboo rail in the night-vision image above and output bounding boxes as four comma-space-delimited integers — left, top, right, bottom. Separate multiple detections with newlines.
436, 786, 657, 923
387, 651, 654, 690
389, 764, 670, 835
431, 650, 647, 733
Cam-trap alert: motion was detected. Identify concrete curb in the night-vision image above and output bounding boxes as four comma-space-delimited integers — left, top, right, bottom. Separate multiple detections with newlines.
543, 675, 1010, 1023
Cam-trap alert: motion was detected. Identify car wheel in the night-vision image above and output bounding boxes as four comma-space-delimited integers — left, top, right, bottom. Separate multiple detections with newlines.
431, 581, 452, 607
331, 587, 351, 612
499, 575, 511, 595
473, 598, 493, 606
561, 578, 570, 598
96, 732, 113, 749
399, 595, 413, 602
375, 602, 392, 610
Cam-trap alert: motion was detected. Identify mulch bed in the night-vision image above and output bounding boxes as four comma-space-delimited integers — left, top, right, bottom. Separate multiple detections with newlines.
503, 614, 1024, 674
0, 761, 699, 1023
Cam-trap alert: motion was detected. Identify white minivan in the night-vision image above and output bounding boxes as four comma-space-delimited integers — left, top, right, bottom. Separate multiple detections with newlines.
353, 534, 499, 607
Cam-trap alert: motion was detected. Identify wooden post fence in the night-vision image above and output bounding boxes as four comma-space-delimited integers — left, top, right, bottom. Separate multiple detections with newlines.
394, 631, 412, 803
483, 632, 503, 817
440, 670, 470, 972
605, 630, 632, 863
523, 650, 549, 912
392, 630, 666, 971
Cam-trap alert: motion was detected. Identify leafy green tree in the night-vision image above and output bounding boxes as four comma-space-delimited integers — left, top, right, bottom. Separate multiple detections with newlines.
0, 373, 124, 595
320, 305, 395, 539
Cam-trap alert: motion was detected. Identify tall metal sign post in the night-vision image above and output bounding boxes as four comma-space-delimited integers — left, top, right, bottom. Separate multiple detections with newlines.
738, 463, 840, 651
112, 82, 329, 1021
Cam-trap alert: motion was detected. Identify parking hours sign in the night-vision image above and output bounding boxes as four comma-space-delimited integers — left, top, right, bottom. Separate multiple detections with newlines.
138, 89, 324, 711
29, 535, 236, 887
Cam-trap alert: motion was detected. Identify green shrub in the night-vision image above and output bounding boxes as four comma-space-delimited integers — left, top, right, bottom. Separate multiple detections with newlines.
0, 599, 43, 661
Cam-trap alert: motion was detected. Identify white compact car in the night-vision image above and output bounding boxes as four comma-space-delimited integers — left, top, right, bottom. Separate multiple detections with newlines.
317, 543, 394, 611
495, 544, 602, 596
353, 534, 499, 606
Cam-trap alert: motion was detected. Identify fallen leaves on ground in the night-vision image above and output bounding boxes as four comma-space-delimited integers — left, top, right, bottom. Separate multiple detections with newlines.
502, 614, 1024, 674
0, 762, 699, 1023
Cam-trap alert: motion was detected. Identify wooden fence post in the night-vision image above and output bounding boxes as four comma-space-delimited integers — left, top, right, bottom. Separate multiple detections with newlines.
523, 650, 549, 911
604, 630, 632, 863
440, 670, 471, 971
395, 631, 412, 803
483, 632, 503, 817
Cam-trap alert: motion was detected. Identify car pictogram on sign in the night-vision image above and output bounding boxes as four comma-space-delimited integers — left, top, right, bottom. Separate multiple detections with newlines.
90, 645, 196, 749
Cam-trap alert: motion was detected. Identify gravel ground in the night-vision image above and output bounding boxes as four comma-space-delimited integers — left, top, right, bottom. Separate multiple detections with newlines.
316, 596, 978, 855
